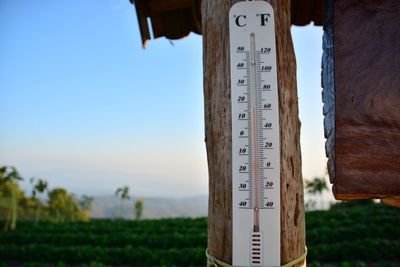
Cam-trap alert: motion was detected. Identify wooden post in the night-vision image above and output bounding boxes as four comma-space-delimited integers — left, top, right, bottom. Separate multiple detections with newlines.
202, 0, 306, 266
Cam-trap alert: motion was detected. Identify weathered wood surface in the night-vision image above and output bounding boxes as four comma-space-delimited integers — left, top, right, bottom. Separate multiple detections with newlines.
131, 0, 323, 47
322, 0, 335, 183
381, 196, 400, 209
332, 0, 400, 201
202, 0, 306, 265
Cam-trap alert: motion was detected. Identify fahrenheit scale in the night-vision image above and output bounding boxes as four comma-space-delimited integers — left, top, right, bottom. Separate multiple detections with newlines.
230, 1, 280, 266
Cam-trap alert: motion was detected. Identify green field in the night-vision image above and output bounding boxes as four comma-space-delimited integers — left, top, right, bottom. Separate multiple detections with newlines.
0, 202, 399, 267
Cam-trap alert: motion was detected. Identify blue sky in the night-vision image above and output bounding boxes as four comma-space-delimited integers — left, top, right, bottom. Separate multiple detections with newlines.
0, 0, 326, 197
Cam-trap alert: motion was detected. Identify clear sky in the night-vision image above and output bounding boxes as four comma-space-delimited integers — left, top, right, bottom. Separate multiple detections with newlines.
0, 0, 326, 197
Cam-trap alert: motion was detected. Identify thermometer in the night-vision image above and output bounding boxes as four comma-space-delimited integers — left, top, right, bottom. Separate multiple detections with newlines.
230, 1, 280, 266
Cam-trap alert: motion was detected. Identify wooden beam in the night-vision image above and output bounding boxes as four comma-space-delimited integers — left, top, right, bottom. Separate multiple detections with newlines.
133, 1, 151, 48
381, 197, 400, 209
203, 0, 306, 265
147, 0, 193, 12
330, 0, 400, 200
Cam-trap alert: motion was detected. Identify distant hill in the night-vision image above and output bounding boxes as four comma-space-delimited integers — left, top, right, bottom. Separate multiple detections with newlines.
90, 193, 334, 219
90, 195, 208, 219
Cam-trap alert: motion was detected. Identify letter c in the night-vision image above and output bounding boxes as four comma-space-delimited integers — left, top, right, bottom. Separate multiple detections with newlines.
235, 15, 247, 27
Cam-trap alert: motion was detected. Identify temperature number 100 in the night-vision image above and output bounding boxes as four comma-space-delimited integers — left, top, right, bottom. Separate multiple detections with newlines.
261, 66, 272, 71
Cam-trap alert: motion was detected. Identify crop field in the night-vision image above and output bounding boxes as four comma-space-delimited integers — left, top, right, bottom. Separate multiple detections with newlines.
0, 202, 399, 267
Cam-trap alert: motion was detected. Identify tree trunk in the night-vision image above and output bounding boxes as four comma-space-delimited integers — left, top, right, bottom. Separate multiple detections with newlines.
11, 188, 17, 230
35, 199, 41, 223
4, 200, 12, 231
202, 0, 306, 265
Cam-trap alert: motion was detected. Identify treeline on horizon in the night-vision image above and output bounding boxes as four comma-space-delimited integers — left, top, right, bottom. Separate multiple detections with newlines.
0, 165, 143, 231
0, 163, 353, 232
0, 166, 93, 231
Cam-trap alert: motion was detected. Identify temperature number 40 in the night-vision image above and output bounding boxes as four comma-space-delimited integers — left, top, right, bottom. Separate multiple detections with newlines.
264, 122, 272, 128
265, 202, 274, 207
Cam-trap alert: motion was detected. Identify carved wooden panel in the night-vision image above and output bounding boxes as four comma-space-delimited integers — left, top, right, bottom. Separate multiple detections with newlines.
323, 0, 400, 206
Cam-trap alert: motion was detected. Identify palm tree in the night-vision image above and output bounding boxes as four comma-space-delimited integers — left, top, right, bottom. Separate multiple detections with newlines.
305, 177, 328, 209
115, 186, 130, 219
79, 195, 93, 211
31, 178, 48, 223
79, 195, 93, 219
133, 197, 144, 220
68, 193, 77, 222
48, 188, 69, 223
0, 166, 23, 231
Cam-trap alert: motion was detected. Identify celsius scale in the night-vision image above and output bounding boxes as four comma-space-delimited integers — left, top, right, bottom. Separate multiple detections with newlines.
230, 1, 280, 266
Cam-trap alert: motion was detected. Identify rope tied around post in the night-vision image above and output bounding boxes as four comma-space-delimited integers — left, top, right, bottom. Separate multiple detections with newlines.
206, 247, 307, 267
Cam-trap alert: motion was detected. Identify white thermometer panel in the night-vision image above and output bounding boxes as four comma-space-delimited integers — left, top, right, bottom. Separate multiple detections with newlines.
230, 1, 280, 266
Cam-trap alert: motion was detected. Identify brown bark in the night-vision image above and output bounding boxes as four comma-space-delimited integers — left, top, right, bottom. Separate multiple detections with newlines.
202, 0, 306, 266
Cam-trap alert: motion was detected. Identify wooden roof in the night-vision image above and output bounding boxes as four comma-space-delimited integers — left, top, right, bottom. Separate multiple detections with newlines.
131, 0, 324, 46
